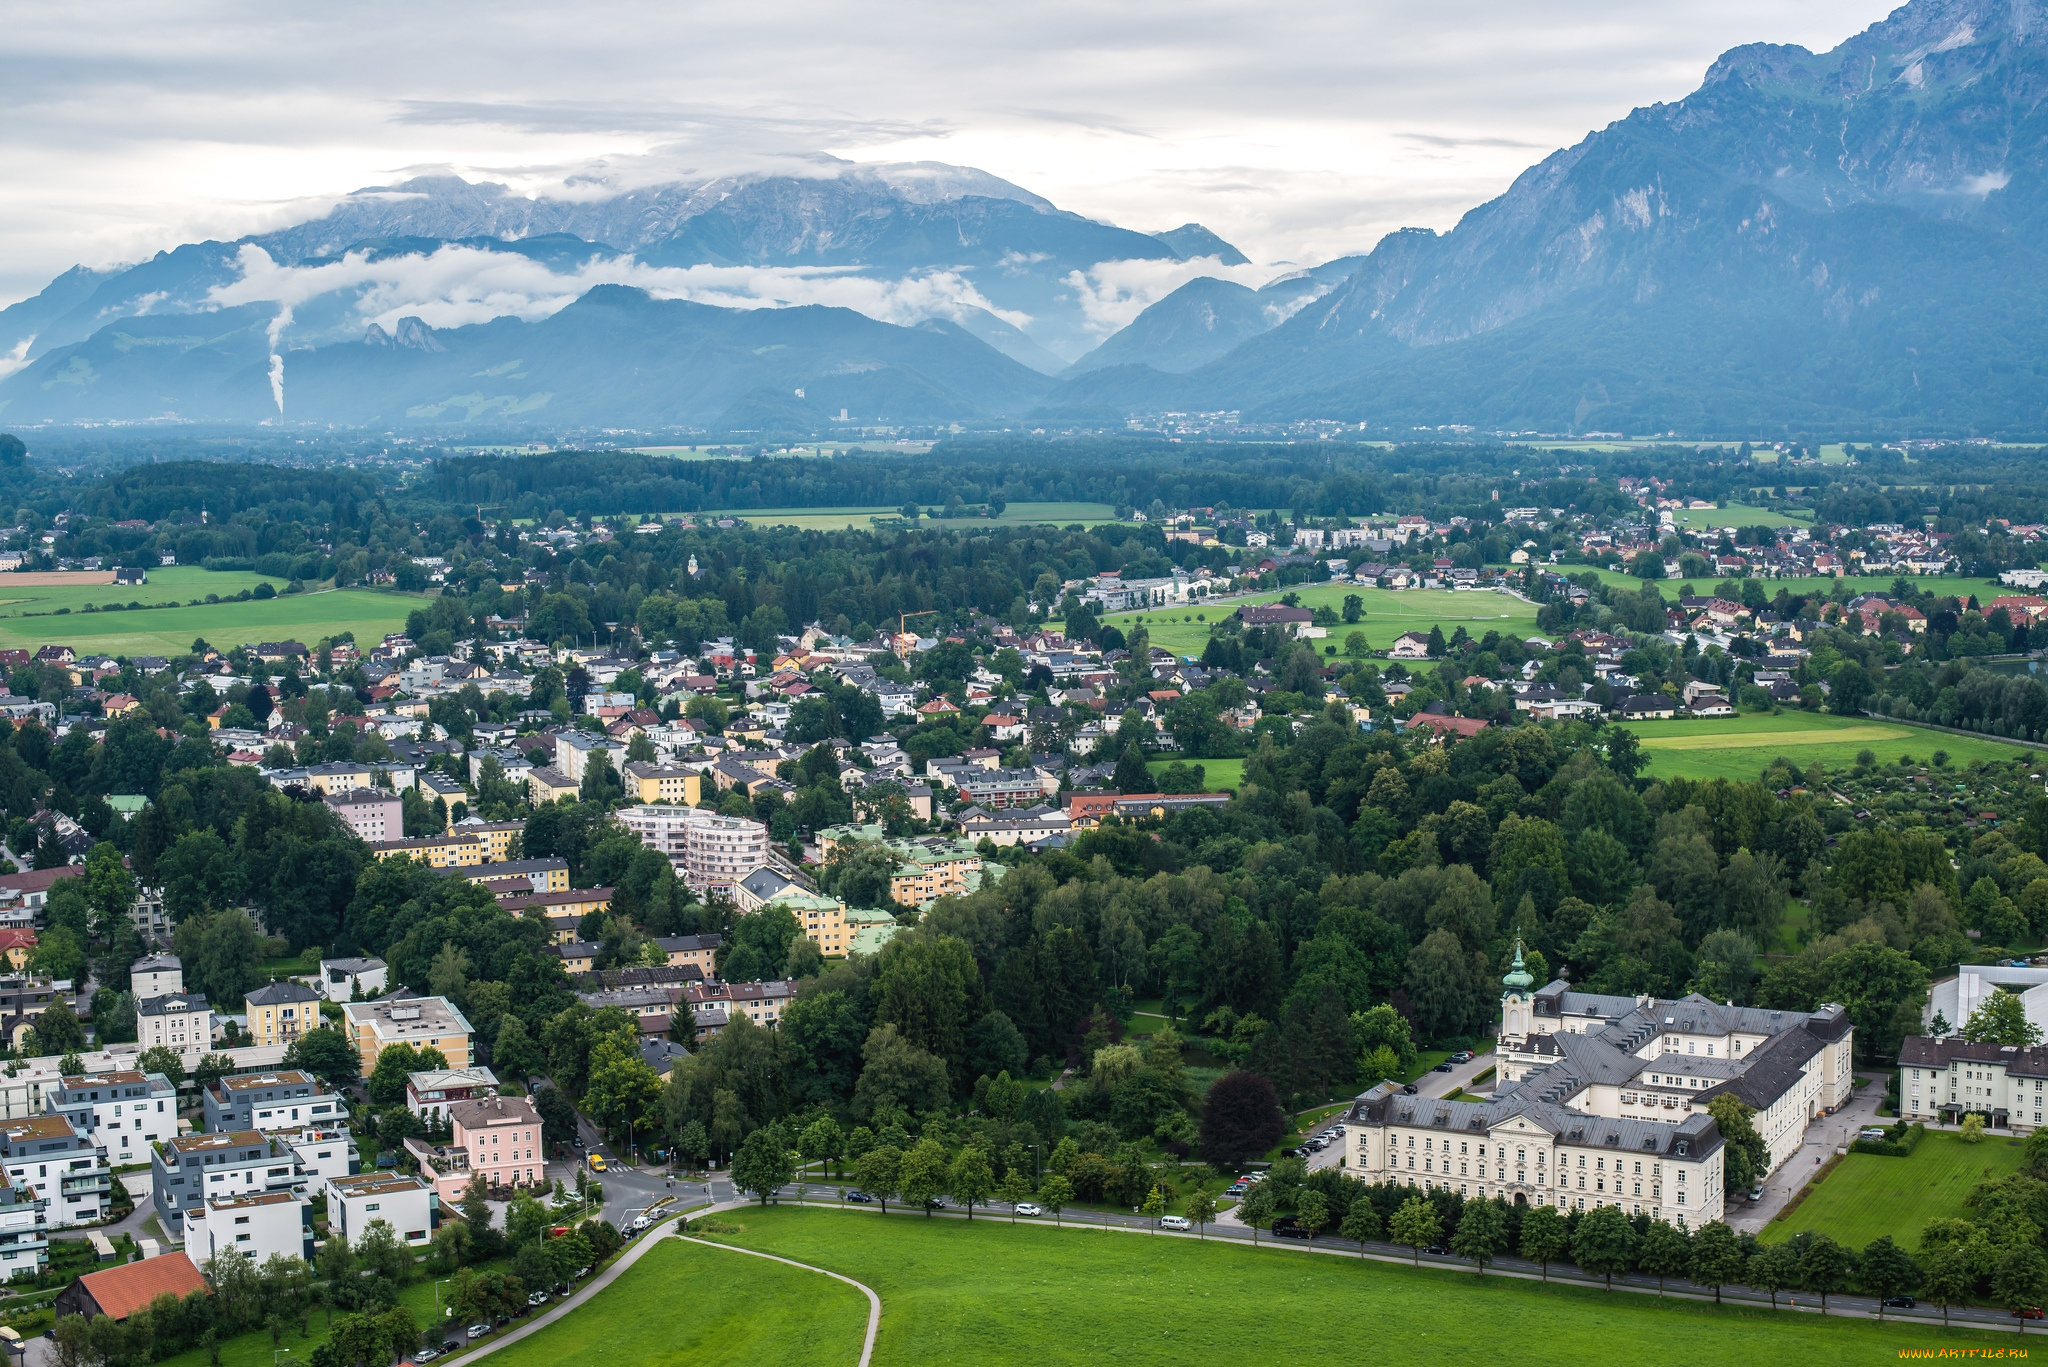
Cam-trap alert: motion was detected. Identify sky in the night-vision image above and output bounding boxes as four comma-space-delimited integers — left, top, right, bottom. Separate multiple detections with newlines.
0, 0, 1898, 308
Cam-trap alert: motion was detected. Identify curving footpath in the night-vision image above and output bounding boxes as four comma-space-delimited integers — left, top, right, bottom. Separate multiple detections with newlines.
677, 1235, 882, 1367
449, 1198, 881, 1367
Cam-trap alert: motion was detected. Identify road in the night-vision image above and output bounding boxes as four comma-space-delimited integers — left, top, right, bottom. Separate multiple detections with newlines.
1727, 1072, 1888, 1235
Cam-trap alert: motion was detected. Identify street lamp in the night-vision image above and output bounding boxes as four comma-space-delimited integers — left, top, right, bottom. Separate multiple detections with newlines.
274, 1349, 291, 1367
435, 1280, 452, 1321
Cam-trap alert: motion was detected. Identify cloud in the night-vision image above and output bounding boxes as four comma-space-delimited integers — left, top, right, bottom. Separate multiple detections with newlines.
1061, 255, 1271, 335
205, 242, 1035, 337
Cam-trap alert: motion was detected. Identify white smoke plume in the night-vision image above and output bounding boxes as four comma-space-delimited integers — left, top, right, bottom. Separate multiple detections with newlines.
265, 305, 293, 412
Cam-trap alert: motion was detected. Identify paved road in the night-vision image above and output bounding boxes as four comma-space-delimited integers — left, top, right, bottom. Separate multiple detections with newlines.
1727, 1073, 1888, 1235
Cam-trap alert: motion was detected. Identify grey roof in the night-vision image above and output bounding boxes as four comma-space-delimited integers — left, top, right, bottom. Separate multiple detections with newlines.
245, 981, 321, 1006
131, 953, 181, 973
1698, 1005, 1851, 1111
137, 993, 209, 1017
1348, 1083, 1725, 1160
639, 1038, 690, 1074
737, 867, 794, 901
1901, 1037, 2048, 1077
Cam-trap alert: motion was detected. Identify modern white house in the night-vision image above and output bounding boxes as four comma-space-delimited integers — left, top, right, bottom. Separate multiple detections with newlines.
1926, 963, 2048, 1041
328, 1172, 436, 1247
184, 1190, 313, 1265
41, 1071, 177, 1166
317, 957, 389, 1003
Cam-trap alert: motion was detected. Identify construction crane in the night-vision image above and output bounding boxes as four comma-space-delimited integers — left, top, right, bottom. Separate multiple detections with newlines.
894, 610, 937, 659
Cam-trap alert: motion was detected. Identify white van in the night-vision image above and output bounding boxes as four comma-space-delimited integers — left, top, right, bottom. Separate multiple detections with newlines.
1159, 1215, 1192, 1231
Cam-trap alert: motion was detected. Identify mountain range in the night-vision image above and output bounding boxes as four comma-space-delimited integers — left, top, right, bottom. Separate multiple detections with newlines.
4, 0, 2047, 435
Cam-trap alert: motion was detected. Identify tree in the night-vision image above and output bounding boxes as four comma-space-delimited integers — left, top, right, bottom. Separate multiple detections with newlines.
1685, 1220, 1743, 1303
1141, 1184, 1166, 1229
1238, 1182, 1276, 1245
949, 1146, 995, 1219
1037, 1173, 1072, 1228
1198, 1070, 1285, 1165
1112, 744, 1152, 797
799, 1116, 844, 1177
1997, 1246, 2048, 1331
1798, 1232, 1852, 1314
853, 1145, 903, 1215
901, 1138, 950, 1216
1571, 1205, 1636, 1290
997, 1168, 1034, 1222
1859, 1236, 1923, 1320
732, 1123, 796, 1205
1388, 1195, 1440, 1265
136, 1045, 185, 1088
284, 1027, 363, 1088
368, 1043, 448, 1106
1961, 991, 2043, 1046
35, 1001, 86, 1054
1961, 1112, 1987, 1143
1186, 1189, 1218, 1240
1747, 1240, 1800, 1309
1636, 1220, 1692, 1296
1449, 1197, 1505, 1273
1295, 1189, 1330, 1242
1519, 1204, 1569, 1280
1704, 1095, 1770, 1196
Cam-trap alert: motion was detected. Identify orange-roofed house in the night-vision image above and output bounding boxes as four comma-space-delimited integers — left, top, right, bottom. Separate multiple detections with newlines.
56, 1251, 208, 1321
0, 929, 34, 970
1403, 713, 1491, 742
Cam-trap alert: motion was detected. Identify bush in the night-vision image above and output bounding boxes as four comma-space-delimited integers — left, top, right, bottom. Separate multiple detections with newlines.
1851, 1121, 1927, 1157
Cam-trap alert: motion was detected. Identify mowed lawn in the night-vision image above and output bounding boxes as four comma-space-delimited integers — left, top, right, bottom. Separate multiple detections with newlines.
1760, 1130, 2029, 1249
0, 588, 421, 657
0, 565, 287, 618
1086, 585, 1538, 658
1619, 711, 2033, 782
667, 1206, 2002, 1365
1147, 757, 1245, 792
1667, 503, 1810, 531
484, 1235, 869, 1367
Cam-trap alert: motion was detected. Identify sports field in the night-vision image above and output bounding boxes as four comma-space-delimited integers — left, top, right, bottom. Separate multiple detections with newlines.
1621, 712, 2032, 782
1085, 585, 1539, 658
536, 1206, 2000, 1365
0, 587, 420, 657
713, 501, 1114, 531
1760, 1130, 2028, 1249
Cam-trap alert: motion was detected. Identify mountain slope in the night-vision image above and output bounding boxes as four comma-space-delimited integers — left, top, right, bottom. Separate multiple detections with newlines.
1152, 224, 1250, 265
1066, 277, 1268, 375
1158, 0, 2048, 433
0, 285, 1056, 428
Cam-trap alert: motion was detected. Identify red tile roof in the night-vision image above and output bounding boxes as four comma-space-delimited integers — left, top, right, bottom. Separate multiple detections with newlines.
75, 1252, 208, 1320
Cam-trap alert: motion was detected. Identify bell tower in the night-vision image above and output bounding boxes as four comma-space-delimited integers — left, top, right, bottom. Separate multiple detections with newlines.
1500, 938, 1535, 1044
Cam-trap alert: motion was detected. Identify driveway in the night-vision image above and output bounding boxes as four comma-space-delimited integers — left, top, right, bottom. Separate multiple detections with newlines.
1726, 1072, 1889, 1234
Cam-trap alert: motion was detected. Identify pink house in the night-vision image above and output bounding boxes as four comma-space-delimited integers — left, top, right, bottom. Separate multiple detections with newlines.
448, 1094, 544, 1195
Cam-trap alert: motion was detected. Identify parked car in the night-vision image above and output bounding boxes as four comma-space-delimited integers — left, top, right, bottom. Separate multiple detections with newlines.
415, 1352, 439, 1364
1748, 1186, 1764, 1202
442, 1342, 460, 1354
528, 1292, 550, 1307
1159, 1215, 1191, 1231
843, 1190, 874, 1203
1449, 1050, 1474, 1063
2015, 1307, 2044, 1320
1432, 1062, 1455, 1073
1013, 1202, 1044, 1217
1401, 1084, 1418, 1095
1883, 1296, 1917, 1309
466, 1324, 492, 1338
1271, 1218, 1310, 1241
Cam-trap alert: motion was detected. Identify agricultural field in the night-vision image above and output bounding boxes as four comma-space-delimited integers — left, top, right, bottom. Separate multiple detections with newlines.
631, 1206, 1990, 1365
1619, 711, 2033, 783
712, 501, 1114, 531
1666, 503, 1811, 531
0, 565, 287, 618
1548, 567, 2008, 604
1087, 585, 1539, 659
1759, 1131, 2028, 1250
0, 587, 420, 658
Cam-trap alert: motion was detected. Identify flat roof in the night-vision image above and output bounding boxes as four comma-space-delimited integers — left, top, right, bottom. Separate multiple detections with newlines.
205, 1190, 297, 1210
0, 1117, 73, 1141
58, 1071, 147, 1087
330, 1173, 428, 1197
216, 1071, 315, 1093
167, 1130, 265, 1153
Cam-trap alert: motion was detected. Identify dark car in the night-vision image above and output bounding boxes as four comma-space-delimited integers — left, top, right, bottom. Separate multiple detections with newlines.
443, 1342, 461, 1354
843, 1190, 874, 1203
1271, 1217, 1311, 1241
1883, 1296, 1916, 1309
1401, 1084, 1418, 1095
1433, 1062, 1455, 1073
1423, 1244, 1449, 1256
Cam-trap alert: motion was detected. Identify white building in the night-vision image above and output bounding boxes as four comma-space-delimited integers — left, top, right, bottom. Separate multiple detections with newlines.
185, 1190, 311, 1265
41, 1071, 176, 1166
405, 1066, 500, 1122
616, 805, 769, 893
136, 994, 213, 1053
317, 957, 389, 1003
329, 1172, 436, 1248
129, 955, 183, 1001
555, 731, 627, 783
279, 1128, 360, 1196
323, 789, 403, 844
0, 1115, 111, 1228
1926, 963, 2048, 1044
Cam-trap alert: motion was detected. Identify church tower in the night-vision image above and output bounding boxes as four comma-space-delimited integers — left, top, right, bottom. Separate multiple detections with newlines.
1500, 939, 1535, 1044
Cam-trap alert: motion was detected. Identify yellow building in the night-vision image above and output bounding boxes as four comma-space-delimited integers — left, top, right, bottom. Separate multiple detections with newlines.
501, 888, 614, 941
458, 821, 525, 862
621, 762, 703, 807
340, 995, 475, 1073
527, 767, 579, 805
459, 859, 571, 895
368, 834, 483, 868
244, 982, 323, 1047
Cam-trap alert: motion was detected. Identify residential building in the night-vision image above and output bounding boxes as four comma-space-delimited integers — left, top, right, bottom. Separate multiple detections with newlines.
549, 942, 598, 973
129, 955, 183, 1001
499, 887, 611, 941
55, 1252, 206, 1322
685, 979, 796, 1035
367, 833, 483, 868
185, 1190, 313, 1264
243, 982, 322, 1048
1897, 1037, 2048, 1130
0, 1179, 46, 1278
328, 1172, 437, 1248
279, 1127, 359, 1195
653, 934, 722, 974
323, 789, 403, 844
449, 1095, 543, 1191
460, 858, 570, 895
318, 957, 389, 1002
527, 767, 579, 804
42, 1072, 176, 1164
202, 1071, 342, 1133
150, 1131, 297, 1229
555, 732, 626, 783
449, 820, 525, 862
136, 995, 212, 1053
617, 806, 769, 893
621, 762, 704, 806
0, 931, 33, 971
340, 996, 474, 1073
405, 1066, 501, 1121
1, 1115, 111, 1228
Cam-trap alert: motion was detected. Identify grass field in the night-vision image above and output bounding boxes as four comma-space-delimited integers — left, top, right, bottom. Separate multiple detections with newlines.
1084, 585, 1539, 659
484, 1237, 867, 1367
155, 1264, 463, 1367
0, 587, 422, 657
1550, 567, 2007, 603
1760, 1131, 2028, 1249
650, 1206, 1999, 1364
0, 565, 288, 618
715, 501, 1114, 531
1667, 504, 1811, 531
1147, 757, 1245, 792
1621, 711, 2033, 782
